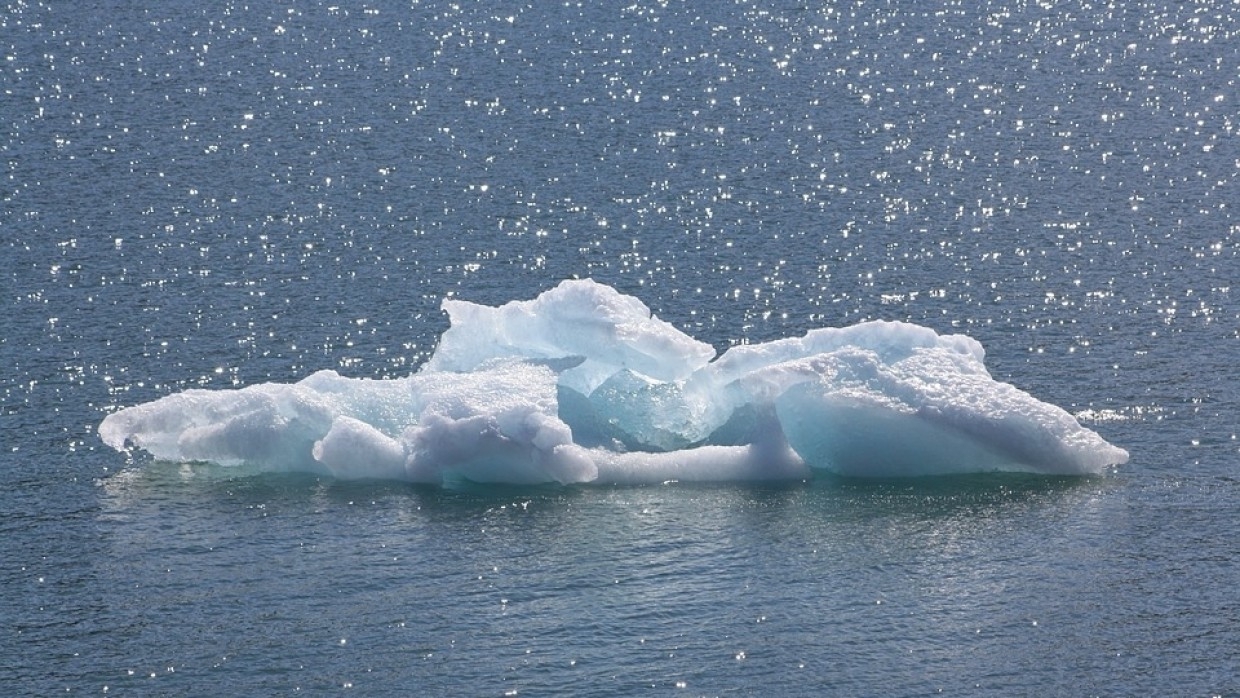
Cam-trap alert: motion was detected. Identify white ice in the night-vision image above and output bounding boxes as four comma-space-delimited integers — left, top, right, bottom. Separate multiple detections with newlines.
99, 279, 1129, 484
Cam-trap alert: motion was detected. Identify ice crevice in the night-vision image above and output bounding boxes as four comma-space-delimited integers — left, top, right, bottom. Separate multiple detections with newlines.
99, 279, 1130, 484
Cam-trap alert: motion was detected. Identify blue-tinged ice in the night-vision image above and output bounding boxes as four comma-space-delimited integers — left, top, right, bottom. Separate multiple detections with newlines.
424, 279, 716, 395
100, 279, 1129, 484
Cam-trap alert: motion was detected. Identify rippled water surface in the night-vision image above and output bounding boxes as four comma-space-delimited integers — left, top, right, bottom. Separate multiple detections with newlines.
3, 0, 1238, 694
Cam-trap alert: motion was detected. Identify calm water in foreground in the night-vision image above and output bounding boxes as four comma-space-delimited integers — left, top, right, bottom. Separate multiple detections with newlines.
3, 0, 1239, 694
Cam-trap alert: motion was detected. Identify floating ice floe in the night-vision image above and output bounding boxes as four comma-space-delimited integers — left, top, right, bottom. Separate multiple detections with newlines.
100, 279, 1129, 484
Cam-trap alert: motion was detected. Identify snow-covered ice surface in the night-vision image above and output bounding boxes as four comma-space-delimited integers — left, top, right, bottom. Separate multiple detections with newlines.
100, 280, 1128, 484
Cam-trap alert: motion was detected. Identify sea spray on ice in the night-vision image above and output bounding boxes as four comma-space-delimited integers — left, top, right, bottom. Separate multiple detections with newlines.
99, 279, 1129, 484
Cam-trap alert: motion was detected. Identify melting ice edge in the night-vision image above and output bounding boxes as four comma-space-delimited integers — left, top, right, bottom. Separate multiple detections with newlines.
100, 279, 1128, 485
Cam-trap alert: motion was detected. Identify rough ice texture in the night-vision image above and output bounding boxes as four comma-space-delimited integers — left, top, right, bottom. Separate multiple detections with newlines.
424, 279, 717, 396
100, 279, 1130, 485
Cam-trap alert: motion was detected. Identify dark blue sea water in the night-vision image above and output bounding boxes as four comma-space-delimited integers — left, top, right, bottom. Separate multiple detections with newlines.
3, 0, 1239, 694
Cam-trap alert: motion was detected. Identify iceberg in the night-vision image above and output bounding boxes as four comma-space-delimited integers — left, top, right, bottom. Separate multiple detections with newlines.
99, 279, 1129, 485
